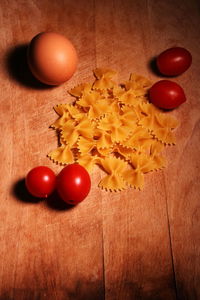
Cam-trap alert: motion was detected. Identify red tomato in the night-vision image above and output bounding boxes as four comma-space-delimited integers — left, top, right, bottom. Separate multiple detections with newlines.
57, 164, 91, 205
25, 166, 56, 198
149, 80, 186, 109
157, 47, 192, 76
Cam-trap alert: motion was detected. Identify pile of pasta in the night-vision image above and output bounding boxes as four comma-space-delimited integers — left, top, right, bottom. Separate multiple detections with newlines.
48, 68, 179, 191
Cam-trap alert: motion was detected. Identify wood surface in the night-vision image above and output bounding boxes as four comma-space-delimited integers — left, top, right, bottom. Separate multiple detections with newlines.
0, 0, 200, 299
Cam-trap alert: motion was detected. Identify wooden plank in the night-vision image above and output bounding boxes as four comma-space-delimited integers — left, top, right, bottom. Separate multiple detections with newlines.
0, 0, 104, 299
148, 0, 200, 299
95, 0, 177, 299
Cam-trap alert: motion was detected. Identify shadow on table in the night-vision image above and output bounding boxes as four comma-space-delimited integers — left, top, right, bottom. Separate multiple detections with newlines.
0, 277, 190, 300
11, 178, 75, 211
148, 56, 164, 77
0, 281, 104, 300
12, 178, 42, 204
148, 56, 179, 79
4, 43, 54, 90
46, 190, 75, 211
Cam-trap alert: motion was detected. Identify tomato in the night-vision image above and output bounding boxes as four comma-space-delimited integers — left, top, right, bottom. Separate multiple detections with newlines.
56, 164, 91, 205
25, 166, 56, 198
149, 80, 186, 109
156, 47, 192, 76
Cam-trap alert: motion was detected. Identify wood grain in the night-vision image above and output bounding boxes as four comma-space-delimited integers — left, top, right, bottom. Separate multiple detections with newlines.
0, 0, 200, 299
95, 1, 176, 299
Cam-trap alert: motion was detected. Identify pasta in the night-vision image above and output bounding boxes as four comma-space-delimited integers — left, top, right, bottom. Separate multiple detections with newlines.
48, 68, 179, 191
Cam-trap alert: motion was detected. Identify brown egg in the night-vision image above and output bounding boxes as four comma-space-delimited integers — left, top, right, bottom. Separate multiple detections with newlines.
27, 32, 78, 85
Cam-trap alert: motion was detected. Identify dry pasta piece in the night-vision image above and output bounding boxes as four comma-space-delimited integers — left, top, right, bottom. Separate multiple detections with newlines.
149, 140, 166, 170
53, 104, 68, 116
94, 68, 117, 79
61, 117, 94, 146
129, 152, 156, 173
112, 85, 125, 99
151, 154, 166, 171
123, 168, 144, 190
124, 126, 153, 151
93, 68, 117, 90
98, 113, 132, 143
137, 102, 160, 120
152, 114, 178, 145
77, 153, 100, 172
122, 153, 153, 190
112, 143, 135, 159
68, 83, 92, 97
54, 103, 82, 118
51, 111, 70, 129
77, 91, 112, 119
118, 90, 144, 107
65, 103, 85, 120
48, 68, 179, 191
51, 103, 84, 129
123, 149, 166, 189
155, 113, 179, 129
77, 136, 96, 154
95, 129, 113, 149
120, 106, 138, 128
98, 157, 128, 191
152, 128, 176, 145
97, 147, 112, 156
93, 77, 115, 90
150, 140, 165, 155
138, 103, 177, 145
48, 144, 74, 165
75, 117, 95, 138
138, 114, 157, 130
124, 73, 152, 91
61, 119, 78, 146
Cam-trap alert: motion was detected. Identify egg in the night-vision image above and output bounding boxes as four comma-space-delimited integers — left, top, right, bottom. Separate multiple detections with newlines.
27, 32, 78, 85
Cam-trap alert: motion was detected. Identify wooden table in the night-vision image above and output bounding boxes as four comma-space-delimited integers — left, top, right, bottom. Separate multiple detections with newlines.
0, 0, 199, 299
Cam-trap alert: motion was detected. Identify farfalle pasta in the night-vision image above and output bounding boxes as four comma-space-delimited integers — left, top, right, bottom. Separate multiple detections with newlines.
48, 68, 179, 191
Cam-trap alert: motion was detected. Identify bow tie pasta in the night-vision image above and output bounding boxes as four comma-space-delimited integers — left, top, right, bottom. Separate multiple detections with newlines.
48, 68, 179, 191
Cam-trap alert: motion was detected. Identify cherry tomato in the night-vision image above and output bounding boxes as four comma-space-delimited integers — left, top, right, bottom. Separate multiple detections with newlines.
57, 164, 91, 205
25, 166, 56, 198
156, 47, 192, 76
149, 80, 186, 109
